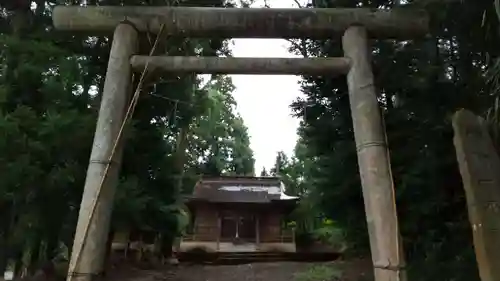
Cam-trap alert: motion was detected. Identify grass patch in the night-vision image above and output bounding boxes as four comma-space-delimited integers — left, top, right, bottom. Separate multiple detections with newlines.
294, 264, 343, 281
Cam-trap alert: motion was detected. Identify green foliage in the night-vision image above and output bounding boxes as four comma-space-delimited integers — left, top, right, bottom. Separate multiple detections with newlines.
188, 75, 255, 177
311, 220, 346, 250
282, 0, 500, 280
294, 265, 342, 281
0, 0, 255, 277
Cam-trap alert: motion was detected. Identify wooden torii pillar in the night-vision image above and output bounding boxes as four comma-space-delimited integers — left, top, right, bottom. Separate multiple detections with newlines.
52, 6, 428, 281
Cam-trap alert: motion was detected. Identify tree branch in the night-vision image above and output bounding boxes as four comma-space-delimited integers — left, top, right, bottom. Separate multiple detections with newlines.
287, 39, 309, 58
292, 0, 303, 8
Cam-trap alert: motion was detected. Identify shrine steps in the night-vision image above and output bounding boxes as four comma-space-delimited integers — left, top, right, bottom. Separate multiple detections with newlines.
177, 252, 341, 265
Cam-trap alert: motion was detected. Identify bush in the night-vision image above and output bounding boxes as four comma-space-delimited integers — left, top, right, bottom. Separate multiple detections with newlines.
313, 225, 344, 245
310, 219, 347, 251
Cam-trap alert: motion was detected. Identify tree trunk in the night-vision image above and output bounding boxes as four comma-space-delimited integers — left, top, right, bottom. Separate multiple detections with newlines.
12, 248, 24, 279
173, 127, 189, 198
0, 235, 8, 277
0, 208, 13, 278
130, 56, 350, 75
27, 235, 42, 276
159, 234, 173, 263
52, 6, 429, 39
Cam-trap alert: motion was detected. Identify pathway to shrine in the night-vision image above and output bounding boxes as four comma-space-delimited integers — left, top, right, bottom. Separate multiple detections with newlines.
105, 260, 373, 281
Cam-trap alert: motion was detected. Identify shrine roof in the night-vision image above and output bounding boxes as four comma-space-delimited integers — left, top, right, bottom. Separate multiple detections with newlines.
187, 176, 299, 204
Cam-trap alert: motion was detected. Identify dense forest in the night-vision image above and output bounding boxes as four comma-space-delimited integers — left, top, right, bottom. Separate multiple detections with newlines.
1, 0, 500, 281
276, 1, 500, 281
0, 0, 255, 277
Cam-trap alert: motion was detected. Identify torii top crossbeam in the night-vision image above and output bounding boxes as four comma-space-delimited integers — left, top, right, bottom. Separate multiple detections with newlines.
52, 6, 429, 39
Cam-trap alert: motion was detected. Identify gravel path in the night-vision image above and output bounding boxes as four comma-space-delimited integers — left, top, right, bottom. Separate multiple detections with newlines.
174, 262, 317, 281
106, 260, 373, 281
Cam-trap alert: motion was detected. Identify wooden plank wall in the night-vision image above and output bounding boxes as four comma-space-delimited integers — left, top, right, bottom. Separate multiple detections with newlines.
260, 212, 283, 243
194, 204, 219, 241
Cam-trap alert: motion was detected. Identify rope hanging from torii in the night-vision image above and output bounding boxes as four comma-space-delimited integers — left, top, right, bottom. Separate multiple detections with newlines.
67, 22, 167, 279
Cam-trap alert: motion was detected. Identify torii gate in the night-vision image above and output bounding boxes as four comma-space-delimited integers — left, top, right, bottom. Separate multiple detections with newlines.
51, 6, 429, 281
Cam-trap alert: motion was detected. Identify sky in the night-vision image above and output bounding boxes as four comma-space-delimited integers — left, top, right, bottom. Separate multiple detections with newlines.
229, 0, 305, 173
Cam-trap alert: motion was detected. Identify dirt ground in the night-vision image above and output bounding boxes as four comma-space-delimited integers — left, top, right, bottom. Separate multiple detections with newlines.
105, 259, 373, 281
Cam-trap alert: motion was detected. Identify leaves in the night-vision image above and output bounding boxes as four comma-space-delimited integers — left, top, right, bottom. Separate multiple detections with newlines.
283, 0, 495, 280
0, 0, 256, 276
187, 75, 255, 177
